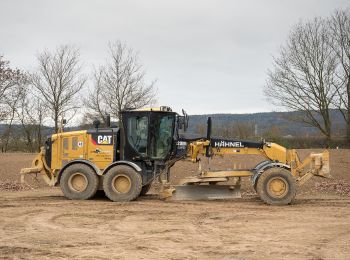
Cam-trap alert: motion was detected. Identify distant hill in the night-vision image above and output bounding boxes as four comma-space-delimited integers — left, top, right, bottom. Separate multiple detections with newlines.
186, 110, 346, 137
0, 110, 346, 138
0, 124, 87, 138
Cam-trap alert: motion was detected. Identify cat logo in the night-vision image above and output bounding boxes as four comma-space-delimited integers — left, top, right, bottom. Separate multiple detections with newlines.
98, 135, 112, 144
91, 134, 113, 145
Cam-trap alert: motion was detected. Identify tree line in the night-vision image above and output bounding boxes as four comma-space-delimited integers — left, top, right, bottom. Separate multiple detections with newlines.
0, 41, 156, 152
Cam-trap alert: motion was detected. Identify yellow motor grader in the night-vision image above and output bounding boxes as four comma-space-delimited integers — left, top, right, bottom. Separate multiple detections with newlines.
21, 106, 330, 205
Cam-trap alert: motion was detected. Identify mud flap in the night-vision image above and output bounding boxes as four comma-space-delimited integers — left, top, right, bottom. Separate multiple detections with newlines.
164, 185, 241, 201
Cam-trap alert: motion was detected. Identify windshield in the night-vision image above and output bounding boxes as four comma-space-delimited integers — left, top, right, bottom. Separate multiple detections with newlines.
150, 114, 175, 159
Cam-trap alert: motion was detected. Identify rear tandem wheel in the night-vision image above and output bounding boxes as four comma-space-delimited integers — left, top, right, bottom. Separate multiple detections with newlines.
103, 165, 142, 202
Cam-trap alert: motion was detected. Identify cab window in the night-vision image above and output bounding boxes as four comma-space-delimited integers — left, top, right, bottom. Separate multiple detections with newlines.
150, 114, 174, 159
127, 116, 148, 155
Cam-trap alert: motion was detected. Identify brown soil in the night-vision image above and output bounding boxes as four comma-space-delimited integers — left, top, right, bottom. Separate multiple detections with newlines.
0, 150, 350, 259
0, 153, 45, 189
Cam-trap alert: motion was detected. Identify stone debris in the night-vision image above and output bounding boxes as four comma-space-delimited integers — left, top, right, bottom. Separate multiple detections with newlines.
315, 180, 350, 196
0, 181, 32, 192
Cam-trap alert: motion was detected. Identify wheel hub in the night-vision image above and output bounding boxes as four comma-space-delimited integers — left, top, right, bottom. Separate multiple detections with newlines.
267, 177, 288, 198
68, 173, 88, 192
112, 174, 131, 194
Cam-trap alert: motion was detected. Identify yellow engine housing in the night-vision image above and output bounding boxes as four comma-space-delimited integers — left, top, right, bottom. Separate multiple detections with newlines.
50, 130, 115, 171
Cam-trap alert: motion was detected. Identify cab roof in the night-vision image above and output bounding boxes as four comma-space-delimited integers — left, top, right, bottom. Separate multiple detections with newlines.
127, 106, 173, 112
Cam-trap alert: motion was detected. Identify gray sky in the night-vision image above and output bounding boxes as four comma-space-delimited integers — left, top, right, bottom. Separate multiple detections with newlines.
1, 0, 349, 115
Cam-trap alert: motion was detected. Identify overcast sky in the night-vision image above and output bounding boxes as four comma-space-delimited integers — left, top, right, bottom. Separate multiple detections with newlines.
1, 0, 349, 115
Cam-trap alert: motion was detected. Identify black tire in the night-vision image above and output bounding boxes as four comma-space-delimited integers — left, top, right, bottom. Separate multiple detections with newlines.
256, 168, 297, 205
139, 182, 152, 196
60, 164, 99, 200
103, 165, 142, 202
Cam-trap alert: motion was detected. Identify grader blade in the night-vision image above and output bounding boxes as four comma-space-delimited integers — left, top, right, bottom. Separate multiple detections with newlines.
167, 185, 241, 201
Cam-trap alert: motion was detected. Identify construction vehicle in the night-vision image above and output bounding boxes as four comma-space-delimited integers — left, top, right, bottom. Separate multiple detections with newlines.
21, 106, 330, 205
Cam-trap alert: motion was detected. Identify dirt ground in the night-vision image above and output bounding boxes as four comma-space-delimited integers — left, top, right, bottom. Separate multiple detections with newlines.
0, 150, 350, 259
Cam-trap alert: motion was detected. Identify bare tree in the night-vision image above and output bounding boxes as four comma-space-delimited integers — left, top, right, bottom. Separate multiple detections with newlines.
16, 83, 47, 152
0, 81, 24, 152
0, 58, 26, 152
31, 45, 86, 132
329, 9, 350, 143
263, 125, 283, 142
0, 56, 22, 121
265, 18, 339, 146
215, 121, 255, 139
84, 68, 108, 124
231, 121, 255, 139
85, 41, 156, 123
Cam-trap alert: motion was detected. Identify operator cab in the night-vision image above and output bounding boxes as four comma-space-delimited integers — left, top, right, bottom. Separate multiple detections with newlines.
120, 106, 179, 162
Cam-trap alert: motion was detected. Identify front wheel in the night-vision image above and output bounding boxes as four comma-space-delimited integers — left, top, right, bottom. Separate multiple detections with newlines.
103, 165, 142, 202
60, 164, 99, 200
256, 168, 297, 205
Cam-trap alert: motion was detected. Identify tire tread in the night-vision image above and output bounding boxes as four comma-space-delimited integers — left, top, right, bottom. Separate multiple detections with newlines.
103, 165, 142, 202
256, 167, 297, 205
60, 163, 99, 200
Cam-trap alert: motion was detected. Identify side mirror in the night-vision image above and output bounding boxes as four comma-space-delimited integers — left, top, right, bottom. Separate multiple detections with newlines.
58, 118, 67, 133
178, 109, 189, 131
105, 114, 111, 127
182, 109, 189, 131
